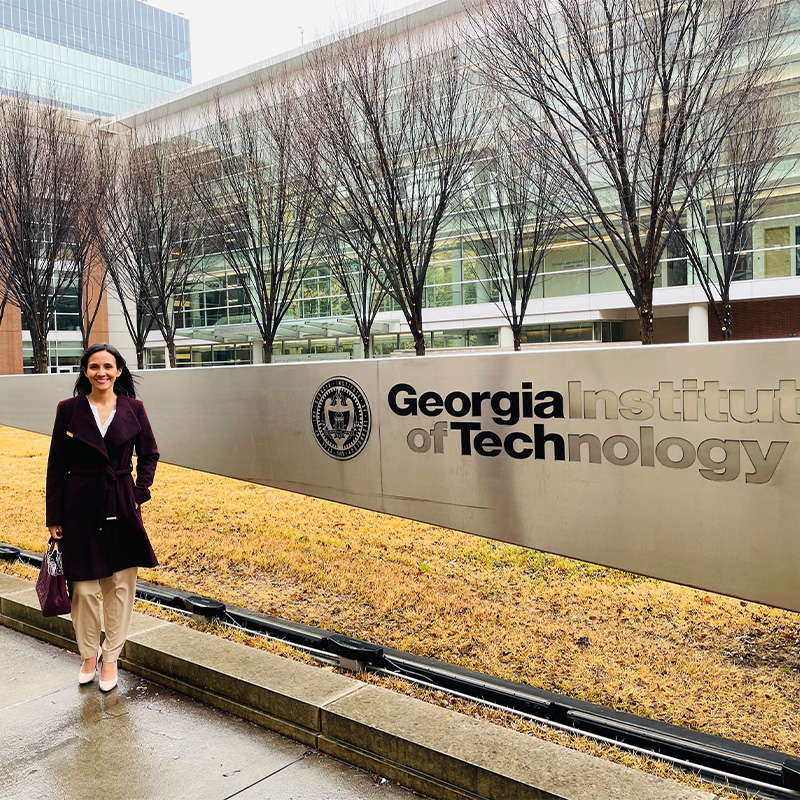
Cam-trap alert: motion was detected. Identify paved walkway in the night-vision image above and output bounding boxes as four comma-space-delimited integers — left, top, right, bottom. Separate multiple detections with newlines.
0, 625, 411, 800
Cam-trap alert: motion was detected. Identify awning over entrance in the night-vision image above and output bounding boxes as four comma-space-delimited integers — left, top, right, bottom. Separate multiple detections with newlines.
178, 318, 393, 343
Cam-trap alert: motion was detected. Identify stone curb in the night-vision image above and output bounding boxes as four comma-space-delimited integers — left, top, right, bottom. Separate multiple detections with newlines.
0, 574, 713, 800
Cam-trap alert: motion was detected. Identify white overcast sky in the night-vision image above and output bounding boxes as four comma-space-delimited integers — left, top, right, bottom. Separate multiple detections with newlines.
148, 0, 417, 85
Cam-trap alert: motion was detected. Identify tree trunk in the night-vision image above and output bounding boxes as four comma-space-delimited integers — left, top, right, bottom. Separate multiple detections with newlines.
30, 324, 49, 373
165, 338, 176, 369
513, 330, 521, 351
721, 303, 732, 341
408, 303, 426, 356
362, 335, 371, 359
263, 333, 274, 364
638, 290, 655, 345
136, 349, 145, 370
639, 315, 654, 345
33, 347, 49, 373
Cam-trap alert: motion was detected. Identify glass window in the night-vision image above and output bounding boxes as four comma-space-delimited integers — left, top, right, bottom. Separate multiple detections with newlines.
213, 344, 234, 363
598, 321, 624, 342
309, 338, 336, 354
542, 269, 589, 297
281, 339, 308, 356
22, 342, 34, 374
195, 345, 212, 366
764, 226, 791, 277
519, 325, 549, 345
664, 234, 688, 287
590, 266, 624, 293
336, 337, 358, 357
57, 292, 79, 314
49, 340, 82, 371
372, 334, 398, 357
550, 323, 594, 342
545, 241, 590, 273
0, 0, 191, 115
147, 348, 166, 369
796, 226, 800, 277
174, 347, 192, 367
54, 314, 79, 332
397, 334, 416, 351
234, 344, 252, 364
432, 330, 467, 349
469, 329, 499, 346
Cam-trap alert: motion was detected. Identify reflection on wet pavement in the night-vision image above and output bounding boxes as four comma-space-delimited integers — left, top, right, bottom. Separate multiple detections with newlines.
0, 625, 410, 800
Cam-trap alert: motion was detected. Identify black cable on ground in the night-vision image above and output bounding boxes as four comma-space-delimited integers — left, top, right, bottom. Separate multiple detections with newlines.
3, 542, 798, 799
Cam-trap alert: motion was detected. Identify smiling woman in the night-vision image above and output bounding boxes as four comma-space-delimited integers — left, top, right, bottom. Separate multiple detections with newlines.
45, 342, 160, 693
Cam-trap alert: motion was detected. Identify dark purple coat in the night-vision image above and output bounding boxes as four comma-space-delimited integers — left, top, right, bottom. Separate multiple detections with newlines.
46, 393, 159, 582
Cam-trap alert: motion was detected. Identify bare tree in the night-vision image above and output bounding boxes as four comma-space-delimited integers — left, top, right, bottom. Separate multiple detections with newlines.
191, 77, 321, 363
472, 0, 782, 343
309, 29, 490, 355
0, 98, 88, 372
100, 242, 155, 370
103, 127, 201, 368
98, 132, 155, 369
320, 216, 387, 358
672, 90, 795, 339
71, 129, 114, 350
463, 123, 566, 350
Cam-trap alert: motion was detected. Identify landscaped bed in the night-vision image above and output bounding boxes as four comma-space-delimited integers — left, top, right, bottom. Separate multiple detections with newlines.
1, 423, 798, 796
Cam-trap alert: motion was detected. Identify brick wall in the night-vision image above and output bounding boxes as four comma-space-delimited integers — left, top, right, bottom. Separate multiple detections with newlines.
0, 303, 23, 374
708, 298, 800, 341
85, 252, 109, 347
0, 259, 110, 376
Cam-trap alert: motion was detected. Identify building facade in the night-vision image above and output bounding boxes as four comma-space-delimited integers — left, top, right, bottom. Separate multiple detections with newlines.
0, 0, 191, 373
0, 0, 191, 116
104, 0, 800, 372
2, 0, 800, 374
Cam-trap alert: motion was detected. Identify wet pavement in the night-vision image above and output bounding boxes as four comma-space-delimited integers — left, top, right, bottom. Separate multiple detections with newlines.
0, 625, 412, 800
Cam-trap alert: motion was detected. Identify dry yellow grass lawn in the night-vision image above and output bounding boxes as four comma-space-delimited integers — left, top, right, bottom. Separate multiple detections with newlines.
2, 424, 798, 794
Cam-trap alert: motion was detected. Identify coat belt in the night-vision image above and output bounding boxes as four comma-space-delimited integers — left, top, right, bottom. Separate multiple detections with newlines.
71, 464, 133, 524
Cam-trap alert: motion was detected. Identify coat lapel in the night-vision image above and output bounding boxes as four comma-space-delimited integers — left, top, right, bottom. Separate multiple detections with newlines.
104, 394, 141, 452
67, 395, 108, 460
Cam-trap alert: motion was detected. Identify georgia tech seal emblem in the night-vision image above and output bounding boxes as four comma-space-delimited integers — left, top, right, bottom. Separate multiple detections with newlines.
311, 377, 371, 460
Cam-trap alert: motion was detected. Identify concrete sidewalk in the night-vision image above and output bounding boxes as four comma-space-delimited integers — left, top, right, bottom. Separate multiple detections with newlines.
0, 624, 410, 800
0, 572, 714, 800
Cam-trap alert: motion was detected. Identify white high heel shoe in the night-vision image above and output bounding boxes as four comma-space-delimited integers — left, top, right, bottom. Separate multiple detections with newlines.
78, 645, 102, 685
98, 658, 118, 693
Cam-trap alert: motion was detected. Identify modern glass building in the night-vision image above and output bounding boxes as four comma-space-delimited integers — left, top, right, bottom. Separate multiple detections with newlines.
105, 0, 800, 369
0, 0, 192, 372
0, 0, 191, 116
4, 0, 800, 373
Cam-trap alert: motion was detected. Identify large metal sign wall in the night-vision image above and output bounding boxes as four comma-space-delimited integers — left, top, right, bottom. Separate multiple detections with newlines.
1, 340, 798, 612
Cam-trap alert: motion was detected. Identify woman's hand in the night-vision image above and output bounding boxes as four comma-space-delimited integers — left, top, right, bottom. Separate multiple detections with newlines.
48, 525, 63, 540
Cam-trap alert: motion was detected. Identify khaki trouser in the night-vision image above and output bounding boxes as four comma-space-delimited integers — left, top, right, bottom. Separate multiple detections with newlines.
71, 567, 138, 662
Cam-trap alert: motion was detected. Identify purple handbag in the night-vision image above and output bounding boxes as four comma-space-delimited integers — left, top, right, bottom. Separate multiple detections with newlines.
36, 538, 71, 617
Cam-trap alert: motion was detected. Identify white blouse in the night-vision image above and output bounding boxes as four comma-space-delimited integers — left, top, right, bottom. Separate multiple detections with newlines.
88, 402, 116, 438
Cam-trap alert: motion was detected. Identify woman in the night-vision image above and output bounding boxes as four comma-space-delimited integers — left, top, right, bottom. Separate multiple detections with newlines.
46, 342, 159, 692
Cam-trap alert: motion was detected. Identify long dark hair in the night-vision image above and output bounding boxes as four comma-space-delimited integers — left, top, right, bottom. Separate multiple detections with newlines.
73, 343, 138, 398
